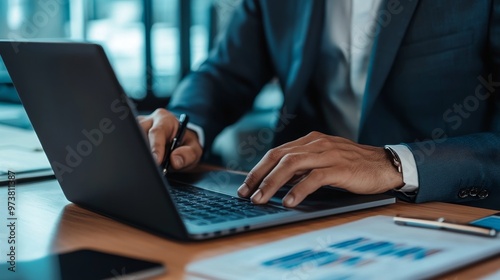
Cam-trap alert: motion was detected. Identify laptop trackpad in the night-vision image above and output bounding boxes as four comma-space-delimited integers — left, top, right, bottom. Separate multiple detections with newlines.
167, 170, 249, 196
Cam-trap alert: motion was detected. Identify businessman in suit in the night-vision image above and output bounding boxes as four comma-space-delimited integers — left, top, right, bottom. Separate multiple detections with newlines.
138, 0, 500, 210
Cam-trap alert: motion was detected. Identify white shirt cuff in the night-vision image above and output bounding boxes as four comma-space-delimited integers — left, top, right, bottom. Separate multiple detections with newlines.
385, 144, 419, 194
186, 122, 205, 148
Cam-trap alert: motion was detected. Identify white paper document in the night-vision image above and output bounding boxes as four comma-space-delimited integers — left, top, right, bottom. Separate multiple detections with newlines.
188, 216, 500, 280
482, 269, 500, 280
0, 124, 52, 178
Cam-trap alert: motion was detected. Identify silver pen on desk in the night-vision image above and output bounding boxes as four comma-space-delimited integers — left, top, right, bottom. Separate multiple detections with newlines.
394, 216, 498, 238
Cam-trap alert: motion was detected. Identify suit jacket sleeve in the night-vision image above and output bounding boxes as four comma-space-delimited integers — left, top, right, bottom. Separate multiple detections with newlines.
405, 0, 500, 209
168, 0, 273, 150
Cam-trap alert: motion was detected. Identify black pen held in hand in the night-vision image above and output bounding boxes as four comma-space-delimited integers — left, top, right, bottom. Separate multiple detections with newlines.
162, 114, 189, 174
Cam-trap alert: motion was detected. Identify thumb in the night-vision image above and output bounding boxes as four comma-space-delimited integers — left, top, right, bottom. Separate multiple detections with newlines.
169, 130, 203, 171
169, 154, 185, 169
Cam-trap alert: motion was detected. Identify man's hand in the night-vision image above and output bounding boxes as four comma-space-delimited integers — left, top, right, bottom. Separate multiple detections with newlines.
237, 131, 404, 207
137, 109, 203, 171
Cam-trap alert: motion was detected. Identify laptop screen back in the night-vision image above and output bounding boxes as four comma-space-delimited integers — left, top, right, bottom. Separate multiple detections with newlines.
0, 41, 188, 240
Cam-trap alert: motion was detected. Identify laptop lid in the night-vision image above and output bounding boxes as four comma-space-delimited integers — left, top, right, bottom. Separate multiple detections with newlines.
0, 41, 190, 240
0, 41, 395, 241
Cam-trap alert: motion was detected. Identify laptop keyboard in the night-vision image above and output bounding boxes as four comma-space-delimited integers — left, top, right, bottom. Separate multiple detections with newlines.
170, 184, 290, 226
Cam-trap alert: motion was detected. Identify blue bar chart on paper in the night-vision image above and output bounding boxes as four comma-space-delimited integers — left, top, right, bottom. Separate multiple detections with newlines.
261, 236, 442, 271
188, 216, 500, 280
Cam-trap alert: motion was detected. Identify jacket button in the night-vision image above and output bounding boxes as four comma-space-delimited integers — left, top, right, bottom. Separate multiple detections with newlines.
469, 187, 479, 197
458, 188, 469, 199
478, 190, 489, 199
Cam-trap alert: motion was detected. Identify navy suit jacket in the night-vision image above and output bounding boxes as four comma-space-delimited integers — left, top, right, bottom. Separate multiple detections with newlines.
169, 0, 500, 209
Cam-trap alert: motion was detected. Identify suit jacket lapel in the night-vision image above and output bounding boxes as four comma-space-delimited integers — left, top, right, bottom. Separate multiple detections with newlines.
360, 0, 420, 131
283, 0, 325, 113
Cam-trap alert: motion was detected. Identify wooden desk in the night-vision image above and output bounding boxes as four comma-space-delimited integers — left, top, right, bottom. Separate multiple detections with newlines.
1, 179, 499, 279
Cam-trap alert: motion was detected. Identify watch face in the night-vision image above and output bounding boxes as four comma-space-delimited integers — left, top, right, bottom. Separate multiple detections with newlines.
385, 147, 402, 173
393, 159, 402, 173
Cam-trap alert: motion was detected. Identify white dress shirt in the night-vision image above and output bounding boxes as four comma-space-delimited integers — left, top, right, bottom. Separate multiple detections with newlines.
316, 0, 418, 193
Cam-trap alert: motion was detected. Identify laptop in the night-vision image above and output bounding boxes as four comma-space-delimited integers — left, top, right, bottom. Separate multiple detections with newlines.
0, 41, 395, 241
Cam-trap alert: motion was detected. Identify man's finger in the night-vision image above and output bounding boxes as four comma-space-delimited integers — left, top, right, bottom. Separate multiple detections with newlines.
282, 169, 330, 207
169, 130, 203, 170
148, 126, 169, 164
147, 110, 177, 164
137, 116, 153, 132
238, 139, 346, 198
249, 152, 333, 204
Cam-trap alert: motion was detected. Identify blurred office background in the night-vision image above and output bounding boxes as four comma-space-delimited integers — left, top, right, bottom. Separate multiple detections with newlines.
0, 0, 282, 170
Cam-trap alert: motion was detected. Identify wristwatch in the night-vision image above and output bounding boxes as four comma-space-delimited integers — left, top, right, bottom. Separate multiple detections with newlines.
384, 146, 402, 173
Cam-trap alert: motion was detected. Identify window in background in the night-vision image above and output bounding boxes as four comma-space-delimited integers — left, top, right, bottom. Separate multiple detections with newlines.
0, 0, 219, 105
191, 0, 211, 69
85, 0, 146, 99
151, 0, 179, 98
0, 0, 149, 100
